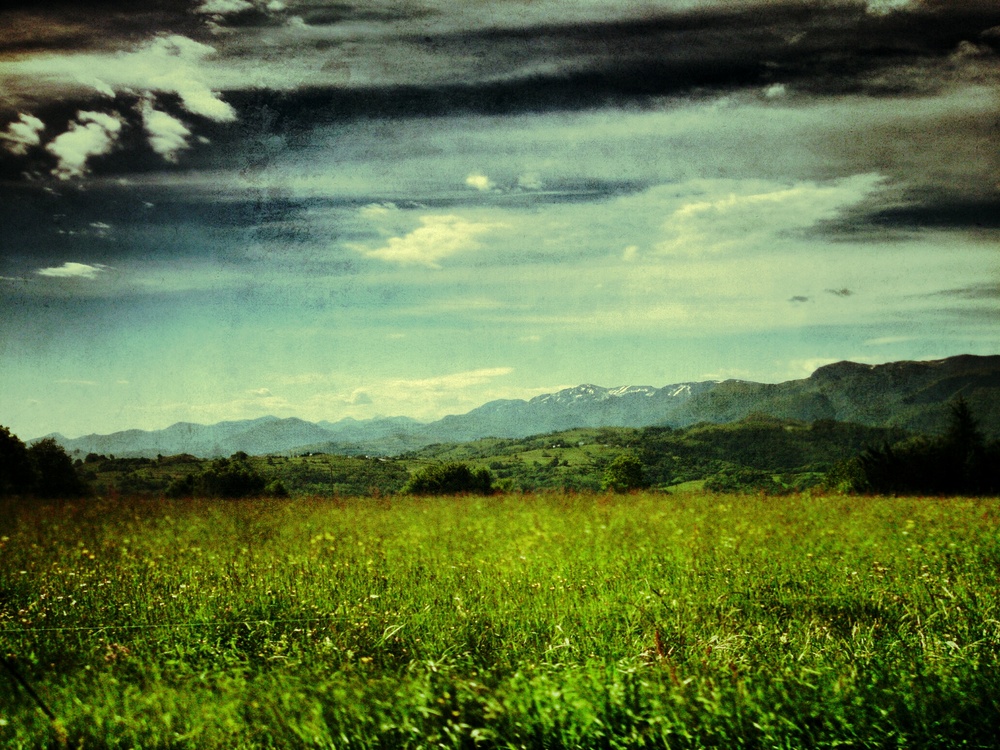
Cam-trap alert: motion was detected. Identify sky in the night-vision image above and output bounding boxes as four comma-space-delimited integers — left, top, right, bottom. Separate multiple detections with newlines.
1, 0, 999, 439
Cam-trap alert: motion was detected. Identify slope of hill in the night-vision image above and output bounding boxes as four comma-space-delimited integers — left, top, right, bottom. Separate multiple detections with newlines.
39, 354, 1000, 458
79, 418, 909, 498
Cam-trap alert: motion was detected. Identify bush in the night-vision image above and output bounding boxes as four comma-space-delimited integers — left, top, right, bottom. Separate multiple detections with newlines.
264, 480, 289, 498
27, 438, 87, 498
195, 455, 266, 498
602, 453, 650, 493
704, 466, 787, 495
165, 474, 195, 498
403, 462, 494, 495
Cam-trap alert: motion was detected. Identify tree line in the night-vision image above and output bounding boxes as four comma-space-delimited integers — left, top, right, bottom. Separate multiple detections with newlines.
830, 398, 1000, 496
4, 398, 999, 500
0, 429, 86, 498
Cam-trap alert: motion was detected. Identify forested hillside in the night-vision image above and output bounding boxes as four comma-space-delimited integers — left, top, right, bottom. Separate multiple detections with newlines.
20, 417, 900, 497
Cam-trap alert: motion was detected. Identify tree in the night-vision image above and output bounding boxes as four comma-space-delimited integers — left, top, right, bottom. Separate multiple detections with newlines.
704, 466, 786, 495
602, 453, 649, 493
832, 397, 1000, 496
165, 474, 195, 498
195, 454, 266, 499
264, 480, 289, 498
26, 438, 86, 498
403, 462, 494, 495
0, 426, 35, 496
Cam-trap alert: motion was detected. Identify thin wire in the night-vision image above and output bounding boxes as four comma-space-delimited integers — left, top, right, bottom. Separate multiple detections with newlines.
1, 656, 57, 721
0, 614, 362, 635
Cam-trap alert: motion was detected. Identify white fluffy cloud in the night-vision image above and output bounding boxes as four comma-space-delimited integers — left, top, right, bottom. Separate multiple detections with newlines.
140, 101, 192, 162
865, 0, 915, 15
1, 35, 236, 143
384, 367, 514, 392
124, 36, 237, 123
36, 262, 106, 279
196, 0, 255, 14
45, 112, 124, 180
0, 113, 45, 155
465, 173, 494, 191
359, 214, 502, 268
5, 35, 236, 174
655, 175, 883, 255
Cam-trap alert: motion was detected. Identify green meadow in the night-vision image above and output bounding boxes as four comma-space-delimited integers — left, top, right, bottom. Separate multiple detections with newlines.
2, 491, 1000, 748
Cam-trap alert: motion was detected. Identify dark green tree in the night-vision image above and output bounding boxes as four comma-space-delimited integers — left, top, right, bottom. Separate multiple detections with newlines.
26, 438, 86, 498
834, 397, 999, 496
602, 453, 649, 493
0, 425, 36, 496
264, 480, 289, 497
165, 474, 196, 498
704, 466, 786, 495
195, 454, 266, 498
403, 462, 494, 495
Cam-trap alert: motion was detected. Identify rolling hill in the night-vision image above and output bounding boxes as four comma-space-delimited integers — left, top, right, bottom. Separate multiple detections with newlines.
39, 354, 1000, 458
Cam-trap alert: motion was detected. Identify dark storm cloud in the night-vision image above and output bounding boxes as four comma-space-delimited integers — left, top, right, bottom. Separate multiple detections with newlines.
866, 195, 1000, 230
391, 2, 1000, 99
818, 188, 1000, 238
0, 2, 203, 55
2, 0, 998, 184
936, 284, 1000, 300
189, 0, 1000, 156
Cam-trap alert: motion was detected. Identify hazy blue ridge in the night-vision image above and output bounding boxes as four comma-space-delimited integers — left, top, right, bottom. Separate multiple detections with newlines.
39, 355, 1000, 458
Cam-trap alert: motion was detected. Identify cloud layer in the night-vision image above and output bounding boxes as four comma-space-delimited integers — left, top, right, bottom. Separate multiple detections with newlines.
0, 0, 998, 437
36, 262, 106, 279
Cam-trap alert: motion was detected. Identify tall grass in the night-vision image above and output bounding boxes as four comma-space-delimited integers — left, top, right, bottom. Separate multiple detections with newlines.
2, 491, 999, 748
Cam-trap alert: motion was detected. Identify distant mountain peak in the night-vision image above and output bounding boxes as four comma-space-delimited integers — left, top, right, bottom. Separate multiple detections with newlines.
38, 354, 1000, 457
607, 385, 657, 397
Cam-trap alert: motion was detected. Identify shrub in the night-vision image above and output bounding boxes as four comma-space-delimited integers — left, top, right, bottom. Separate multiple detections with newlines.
601, 453, 650, 493
704, 466, 787, 495
195, 455, 266, 498
165, 474, 195, 498
403, 462, 494, 495
264, 480, 289, 497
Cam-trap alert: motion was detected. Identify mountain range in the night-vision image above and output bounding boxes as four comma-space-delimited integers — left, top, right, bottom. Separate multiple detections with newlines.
39, 355, 1000, 458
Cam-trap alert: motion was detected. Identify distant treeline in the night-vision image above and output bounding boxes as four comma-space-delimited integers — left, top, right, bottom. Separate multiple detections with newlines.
4, 400, 999, 499
830, 398, 1000, 496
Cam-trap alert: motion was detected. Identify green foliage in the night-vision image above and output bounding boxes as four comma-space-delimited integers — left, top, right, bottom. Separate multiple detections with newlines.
0, 425, 34, 496
704, 465, 788, 494
277, 455, 408, 497
835, 397, 1000, 495
195, 454, 267, 498
403, 461, 494, 495
26, 437, 86, 498
601, 452, 649, 492
165, 474, 196, 498
402, 420, 908, 494
263, 479, 289, 498
3, 492, 1000, 748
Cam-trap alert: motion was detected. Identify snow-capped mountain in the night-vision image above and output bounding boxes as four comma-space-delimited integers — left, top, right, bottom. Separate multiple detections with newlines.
38, 355, 1000, 458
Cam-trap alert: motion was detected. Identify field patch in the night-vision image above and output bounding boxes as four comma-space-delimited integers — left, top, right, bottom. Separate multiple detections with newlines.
2, 492, 1000, 748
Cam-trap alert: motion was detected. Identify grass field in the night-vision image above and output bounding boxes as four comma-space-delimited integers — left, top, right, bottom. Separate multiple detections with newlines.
2, 491, 1000, 748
